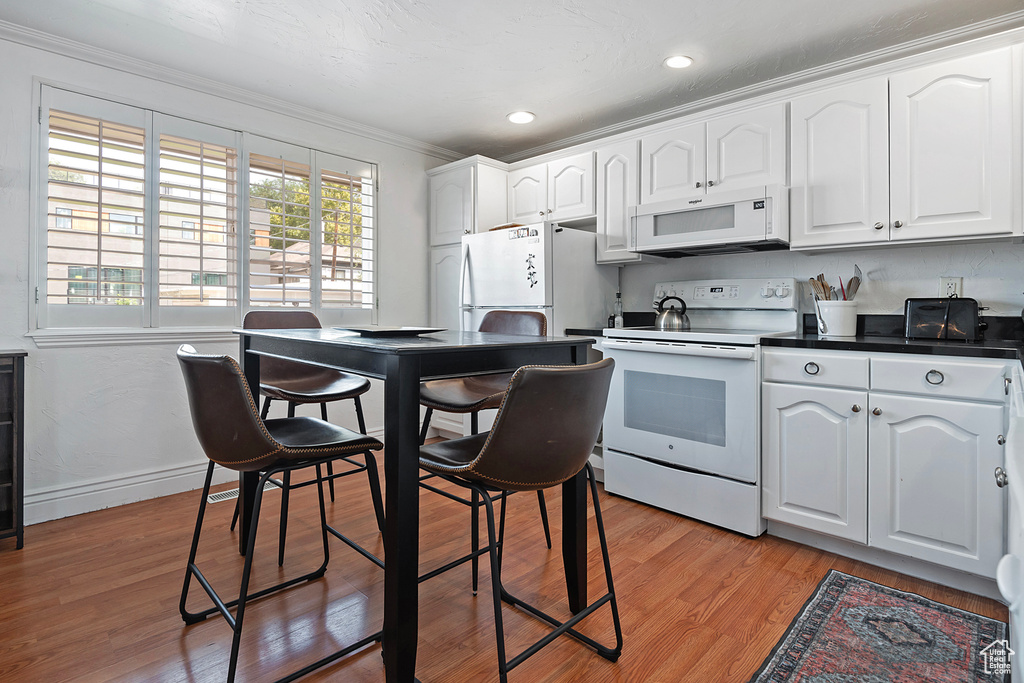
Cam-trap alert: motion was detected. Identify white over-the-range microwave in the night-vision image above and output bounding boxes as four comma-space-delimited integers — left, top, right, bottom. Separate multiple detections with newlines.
628, 185, 788, 256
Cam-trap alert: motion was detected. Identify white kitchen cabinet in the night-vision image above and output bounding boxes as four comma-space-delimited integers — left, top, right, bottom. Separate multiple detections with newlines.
508, 152, 595, 223
595, 139, 663, 264
428, 243, 462, 329
762, 347, 1011, 578
428, 156, 508, 246
868, 392, 1005, 575
790, 47, 1014, 249
790, 78, 890, 249
762, 381, 868, 543
640, 103, 786, 204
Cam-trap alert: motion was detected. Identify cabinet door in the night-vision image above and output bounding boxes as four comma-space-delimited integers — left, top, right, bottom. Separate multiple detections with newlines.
640, 122, 705, 204
706, 103, 787, 194
889, 48, 1013, 242
596, 140, 642, 264
762, 382, 868, 543
868, 393, 1005, 577
547, 152, 595, 222
428, 244, 463, 330
790, 79, 890, 249
508, 163, 547, 223
429, 166, 474, 246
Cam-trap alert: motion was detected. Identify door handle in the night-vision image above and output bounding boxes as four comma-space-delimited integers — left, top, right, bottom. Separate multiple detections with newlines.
995, 466, 1009, 488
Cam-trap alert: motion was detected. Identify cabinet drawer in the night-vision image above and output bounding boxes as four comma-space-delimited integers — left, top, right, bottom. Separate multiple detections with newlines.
763, 348, 869, 389
871, 355, 1011, 402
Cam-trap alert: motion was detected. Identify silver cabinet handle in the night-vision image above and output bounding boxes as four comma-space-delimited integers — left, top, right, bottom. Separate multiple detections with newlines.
539, 211, 545, 216
804, 362, 820, 375
695, 181, 702, 188
851, 405, 862, 413
871, 407, 882, 416
893, 220, 904, 228
707, 180, 716, 187
1006, 377, 1012, 395
998, 435, 1006, 446
925, 369, 944, 385
996, 466, 1009, 488
873, 222, 884, 230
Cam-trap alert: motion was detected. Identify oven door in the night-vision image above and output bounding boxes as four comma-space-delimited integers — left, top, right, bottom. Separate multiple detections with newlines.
602, 338, 759, 483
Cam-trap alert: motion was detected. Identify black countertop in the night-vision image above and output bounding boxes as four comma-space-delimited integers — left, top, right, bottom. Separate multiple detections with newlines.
763, 315, 1024, 365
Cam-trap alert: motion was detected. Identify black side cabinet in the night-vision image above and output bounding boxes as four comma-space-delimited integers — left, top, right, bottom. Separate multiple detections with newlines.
0, 351, 26, 549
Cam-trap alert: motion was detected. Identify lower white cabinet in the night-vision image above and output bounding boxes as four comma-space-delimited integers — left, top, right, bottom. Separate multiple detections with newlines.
762, 347, 1010, 578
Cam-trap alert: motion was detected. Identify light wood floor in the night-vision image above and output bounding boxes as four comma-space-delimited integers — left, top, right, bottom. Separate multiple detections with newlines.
0, 452, 1007, 682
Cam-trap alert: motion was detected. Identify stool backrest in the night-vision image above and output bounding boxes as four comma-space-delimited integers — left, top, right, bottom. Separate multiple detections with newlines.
465, 358, 614, 491
177, 344, 281, 472
242, 310, 324, 384
478, 310, 547, 336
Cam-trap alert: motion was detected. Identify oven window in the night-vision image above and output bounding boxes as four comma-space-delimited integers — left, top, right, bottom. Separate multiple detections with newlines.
654, 204, 734, 236
623, 370, 726, 446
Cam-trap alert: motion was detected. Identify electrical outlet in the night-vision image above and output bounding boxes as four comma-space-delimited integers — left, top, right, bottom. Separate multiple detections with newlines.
939, 277, 963, 298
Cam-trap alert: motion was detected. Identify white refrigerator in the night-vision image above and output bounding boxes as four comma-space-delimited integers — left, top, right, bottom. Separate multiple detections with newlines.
459, 223, 617, 334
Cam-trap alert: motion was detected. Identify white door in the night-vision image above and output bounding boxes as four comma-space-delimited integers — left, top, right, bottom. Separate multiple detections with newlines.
790, 78, 890, 249
429, 165, 474, 246
762, 382, 868, 543
547, 152, 595, 222
706, 103, 787, 194
889, 47, 1013, 242
640, 122, 706, 204
462, 226, 548, 309
508, 163, 547, 223
429, 244, 462, 329
868, 393, 1005, 577
596, 139, 642, 264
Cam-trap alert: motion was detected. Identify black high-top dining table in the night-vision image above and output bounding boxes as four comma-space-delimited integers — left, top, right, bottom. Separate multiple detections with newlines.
234, 327, 594, 682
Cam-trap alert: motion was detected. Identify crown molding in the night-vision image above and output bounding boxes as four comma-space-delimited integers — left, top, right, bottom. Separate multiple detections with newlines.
501, 10, 1024, 163
0, 20, 463, 163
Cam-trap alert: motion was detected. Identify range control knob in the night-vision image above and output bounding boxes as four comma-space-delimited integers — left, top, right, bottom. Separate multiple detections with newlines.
760, 287, 774, 298
774, 286, 790, 298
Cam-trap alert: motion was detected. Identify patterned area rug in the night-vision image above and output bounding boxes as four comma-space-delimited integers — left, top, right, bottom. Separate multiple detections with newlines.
750, 570, 1010, 682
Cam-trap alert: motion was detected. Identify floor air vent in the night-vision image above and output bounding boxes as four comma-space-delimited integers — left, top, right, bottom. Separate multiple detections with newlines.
207, 480, 279, 504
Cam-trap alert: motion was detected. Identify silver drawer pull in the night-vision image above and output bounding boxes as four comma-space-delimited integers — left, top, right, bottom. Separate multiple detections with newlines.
998, 435, 1006, 446
871, 407, 882, 416
925, 369, 944, 385
996, 466, 1009, 488
851, 405, 861, 413
804, 362, 820, 376
1006, 377, 1012, 395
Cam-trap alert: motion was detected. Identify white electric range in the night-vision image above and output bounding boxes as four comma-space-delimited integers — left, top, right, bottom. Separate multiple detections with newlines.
601, 278, 799, 536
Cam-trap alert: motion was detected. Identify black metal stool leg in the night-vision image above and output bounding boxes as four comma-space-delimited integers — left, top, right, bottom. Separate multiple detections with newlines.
471, 488, 480, 595
260, 396, 272, 420
536, 490, 552, 549
179, 461, 216, 624
320, 402, 335, 502
278, 470, 291, 566
419, 406, 433, 445
478, 488, 510, 683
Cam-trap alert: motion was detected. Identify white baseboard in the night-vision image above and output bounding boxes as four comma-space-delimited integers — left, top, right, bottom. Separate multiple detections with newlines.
25, 426, 386, 525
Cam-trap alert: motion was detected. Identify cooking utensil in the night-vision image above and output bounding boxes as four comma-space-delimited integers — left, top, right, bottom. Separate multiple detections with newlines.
846, 276, 861, 300
655, 295, 690, 331
813, 296, 828, 334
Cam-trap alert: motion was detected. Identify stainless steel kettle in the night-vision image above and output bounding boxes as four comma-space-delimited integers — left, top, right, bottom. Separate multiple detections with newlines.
655, 296, 690, 331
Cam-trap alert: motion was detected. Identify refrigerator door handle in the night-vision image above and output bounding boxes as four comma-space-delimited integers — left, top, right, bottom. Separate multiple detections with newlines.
458, 240, 471, 329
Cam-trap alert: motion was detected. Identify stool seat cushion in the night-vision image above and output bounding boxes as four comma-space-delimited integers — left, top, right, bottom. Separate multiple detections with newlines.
420, 432, 489, 472
418, 373, 511, 413
266, 417, 381, 460
261, 370, 371, 403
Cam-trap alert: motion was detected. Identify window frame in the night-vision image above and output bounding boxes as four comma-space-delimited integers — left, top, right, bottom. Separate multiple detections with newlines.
30, 85, 378, 344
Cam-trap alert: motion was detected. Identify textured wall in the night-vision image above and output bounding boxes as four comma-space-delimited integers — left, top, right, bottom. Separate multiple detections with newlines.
621, 240, 1024, 319
0, 37, 441, 523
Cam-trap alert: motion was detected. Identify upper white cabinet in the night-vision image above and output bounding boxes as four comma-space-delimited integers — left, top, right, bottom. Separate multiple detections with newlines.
595, 138, 656, 264
508, 152, 595, 223
790, 47, 1014, 249
640, 103, 787, 204
428, 156, 508, 246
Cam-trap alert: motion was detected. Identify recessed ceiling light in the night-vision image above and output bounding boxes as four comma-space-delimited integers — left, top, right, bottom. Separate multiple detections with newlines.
664, 55, 694, 69
507, 111, 535, 124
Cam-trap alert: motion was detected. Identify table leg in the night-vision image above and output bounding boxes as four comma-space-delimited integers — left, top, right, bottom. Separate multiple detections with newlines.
562, 469, 588, 614
237, 337, 260, 555
382, 354, 421, 682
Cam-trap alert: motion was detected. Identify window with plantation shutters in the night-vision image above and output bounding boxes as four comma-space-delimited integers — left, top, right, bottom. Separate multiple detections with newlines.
158, 133, 238, 309
46, 109, 146, 311
35, 86, 377, 334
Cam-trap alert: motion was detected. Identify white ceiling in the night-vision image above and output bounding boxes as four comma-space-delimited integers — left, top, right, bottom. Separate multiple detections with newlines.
3, 0, 1024, 161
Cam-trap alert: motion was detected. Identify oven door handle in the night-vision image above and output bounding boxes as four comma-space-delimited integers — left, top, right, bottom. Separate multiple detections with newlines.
602, 338, 756, 360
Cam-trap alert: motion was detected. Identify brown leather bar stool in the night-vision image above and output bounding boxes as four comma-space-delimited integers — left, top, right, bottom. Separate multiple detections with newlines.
418, 358, 622, 682
176, 344, 384, 683
229, 310, 384, 566
418, 310, 552, 592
